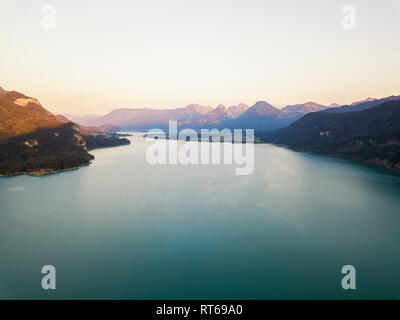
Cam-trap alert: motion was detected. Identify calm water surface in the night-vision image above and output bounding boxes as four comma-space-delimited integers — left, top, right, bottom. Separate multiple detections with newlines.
1, 134, 400, 299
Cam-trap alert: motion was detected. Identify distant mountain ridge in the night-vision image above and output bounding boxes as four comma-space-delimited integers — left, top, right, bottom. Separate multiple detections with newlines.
326, 96, 400, 113
351, 97, 377, 106
226, 103, 249, 118
63, 113, 101, 125
2, 85, 398, 174
80, 100, 331, 131
281, 102, 328, 115
82, 103, 250, 130
57, 94, 400, 132
225, 101, 283, 130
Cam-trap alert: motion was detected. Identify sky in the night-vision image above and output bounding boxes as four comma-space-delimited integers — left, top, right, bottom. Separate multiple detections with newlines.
1, 0, 400, 115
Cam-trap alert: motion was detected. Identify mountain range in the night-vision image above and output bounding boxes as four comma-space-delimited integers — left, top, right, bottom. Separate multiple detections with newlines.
1, 83, 399, 174
72, 100, 333, 131
72, 95, 400, 133
325, 96, 400, 113
64, 95, 400, 134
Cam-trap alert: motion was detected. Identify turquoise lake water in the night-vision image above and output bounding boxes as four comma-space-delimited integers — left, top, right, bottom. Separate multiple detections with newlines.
1, 134, 400, 299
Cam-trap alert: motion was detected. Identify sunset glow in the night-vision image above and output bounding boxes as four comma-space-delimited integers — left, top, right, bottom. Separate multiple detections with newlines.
1, 0, 399, 115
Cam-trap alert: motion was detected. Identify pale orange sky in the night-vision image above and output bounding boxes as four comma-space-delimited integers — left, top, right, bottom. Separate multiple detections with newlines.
1, 0, 399, 115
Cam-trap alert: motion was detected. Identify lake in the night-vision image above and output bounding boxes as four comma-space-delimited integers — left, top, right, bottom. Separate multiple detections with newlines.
1, 134, 400, 299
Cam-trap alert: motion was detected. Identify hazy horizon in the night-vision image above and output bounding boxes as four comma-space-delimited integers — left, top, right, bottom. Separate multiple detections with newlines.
1, 0, 400, 116
58, 93, 396, 118
2, 81, 397, 117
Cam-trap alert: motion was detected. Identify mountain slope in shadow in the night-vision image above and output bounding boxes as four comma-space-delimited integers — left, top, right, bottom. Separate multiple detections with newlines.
0, 87, 130, 176
0, 123, 94, 176
259, 100, 400, 173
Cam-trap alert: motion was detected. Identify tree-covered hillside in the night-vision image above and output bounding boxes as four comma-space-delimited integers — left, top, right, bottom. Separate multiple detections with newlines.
258, 101, 400, 172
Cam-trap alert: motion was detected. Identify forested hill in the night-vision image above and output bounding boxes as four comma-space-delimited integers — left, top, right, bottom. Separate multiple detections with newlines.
0, 87, 130, 176
0, 123, 93, 176
258, 101, 400, 173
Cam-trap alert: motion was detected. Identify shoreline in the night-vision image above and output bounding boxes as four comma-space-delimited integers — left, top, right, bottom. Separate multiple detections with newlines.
256, 141, 400, 175
0, 137, 131, 178
0, 162, 91, 177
